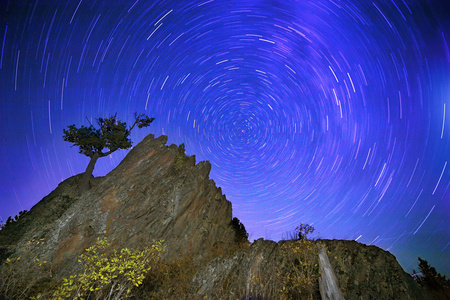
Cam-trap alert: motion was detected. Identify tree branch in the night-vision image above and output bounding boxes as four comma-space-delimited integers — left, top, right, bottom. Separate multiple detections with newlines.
99, 149, 117, 157
85, 116, 93, 126
126, 113, 141, 136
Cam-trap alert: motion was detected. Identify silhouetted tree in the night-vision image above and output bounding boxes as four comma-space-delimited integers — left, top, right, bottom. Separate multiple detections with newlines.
230, 217, 248, 244
63, 113, 154, 195
413, 257, 450, 299
295, 223, 315, 240
0, 210, 27, 230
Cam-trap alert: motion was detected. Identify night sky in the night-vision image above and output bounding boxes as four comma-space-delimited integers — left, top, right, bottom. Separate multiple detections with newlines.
1, 0, 449, 276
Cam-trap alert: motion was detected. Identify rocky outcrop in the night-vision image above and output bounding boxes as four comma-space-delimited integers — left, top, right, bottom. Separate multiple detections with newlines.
319, 239, 431, 299
1, 134, 236, 278
191, 239, 431, 299
0, 134, 432, 299
0, 174, 84, 263
318, 244, 344, 300
192, 239, 291, 299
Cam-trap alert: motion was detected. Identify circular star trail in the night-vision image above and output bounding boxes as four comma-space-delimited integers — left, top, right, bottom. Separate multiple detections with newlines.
0, 0, 449, 276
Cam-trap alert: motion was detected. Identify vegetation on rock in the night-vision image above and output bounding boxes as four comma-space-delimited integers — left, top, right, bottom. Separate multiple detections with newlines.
0, 210, 28, 231
63, 113, 154, 194
139, 253, 199, 299
278, 239, 321, 299
0, 238, 166, 299
230, 217, 249, 244
52, 238, 164, 300
294, 224, 315, 241
0, 238, 52, 299
413, 257, 450, 299
0, 131, 438, 299
0, 236, 243, 299
174, 143, 188, 171
282, 223, 316, 241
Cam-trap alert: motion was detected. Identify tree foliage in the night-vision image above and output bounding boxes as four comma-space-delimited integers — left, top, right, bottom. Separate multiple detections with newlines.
174, 143, 187, 171
63, 113, 154, 194
63, 113, 154, 158
294, 224, 315, 241
230, 217, 249, 244
0, 210, 27, 230
412, 257, 450, 299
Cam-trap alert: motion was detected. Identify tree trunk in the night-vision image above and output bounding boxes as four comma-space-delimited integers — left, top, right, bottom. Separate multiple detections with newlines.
79, 153, 99, 195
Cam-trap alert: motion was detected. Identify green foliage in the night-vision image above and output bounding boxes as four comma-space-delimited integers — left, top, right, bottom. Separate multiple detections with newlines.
413, 257, 450, 299
0, 210, 28, 230
63, 113, 154, 194
63, 112, 154, 158
230, 217, 249, 244
174, 143, 188, 171
278, 240, 321, 299
52, 238, 164, 300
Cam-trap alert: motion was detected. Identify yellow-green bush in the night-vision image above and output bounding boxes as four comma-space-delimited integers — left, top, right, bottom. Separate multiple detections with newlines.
52, 238, 164, 300
278, 240, 321, 299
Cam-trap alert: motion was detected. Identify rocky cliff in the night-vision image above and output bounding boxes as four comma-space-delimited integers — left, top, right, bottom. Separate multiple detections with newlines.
1, 134, 236, 277
191, 238, 431, 299
0, 134, 432, 299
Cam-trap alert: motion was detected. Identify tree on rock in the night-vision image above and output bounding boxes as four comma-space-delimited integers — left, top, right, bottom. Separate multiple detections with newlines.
413, 257, 450, 298
230, 217, 249, 244
295, 223, 315, 240
63, 113, 154, 195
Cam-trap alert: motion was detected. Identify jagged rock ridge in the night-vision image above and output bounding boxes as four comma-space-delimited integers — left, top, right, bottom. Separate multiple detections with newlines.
1, 134, 236, 278
0, 134, 432, 299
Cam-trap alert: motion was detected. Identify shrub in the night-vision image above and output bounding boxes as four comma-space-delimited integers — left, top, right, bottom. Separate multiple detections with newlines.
52, 238, 164, 300
0, 238, 51, 299
230, 217, 249, 244
278, 240, 321, 299
294, 224, 315, 241
175, 143, 188, 171
139, 253, 198, 299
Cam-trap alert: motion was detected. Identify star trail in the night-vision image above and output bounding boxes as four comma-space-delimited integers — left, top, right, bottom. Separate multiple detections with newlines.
0, 0, 449, 276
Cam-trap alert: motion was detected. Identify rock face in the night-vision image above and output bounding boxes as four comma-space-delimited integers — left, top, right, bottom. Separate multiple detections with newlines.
191, 239, 294, 299
318, 244, 344, 300
192, 238, 431, 299
0, 134, 432, 299
319, 239, 431, 300
0, 174, 83, 263
1, 134, 236, 277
